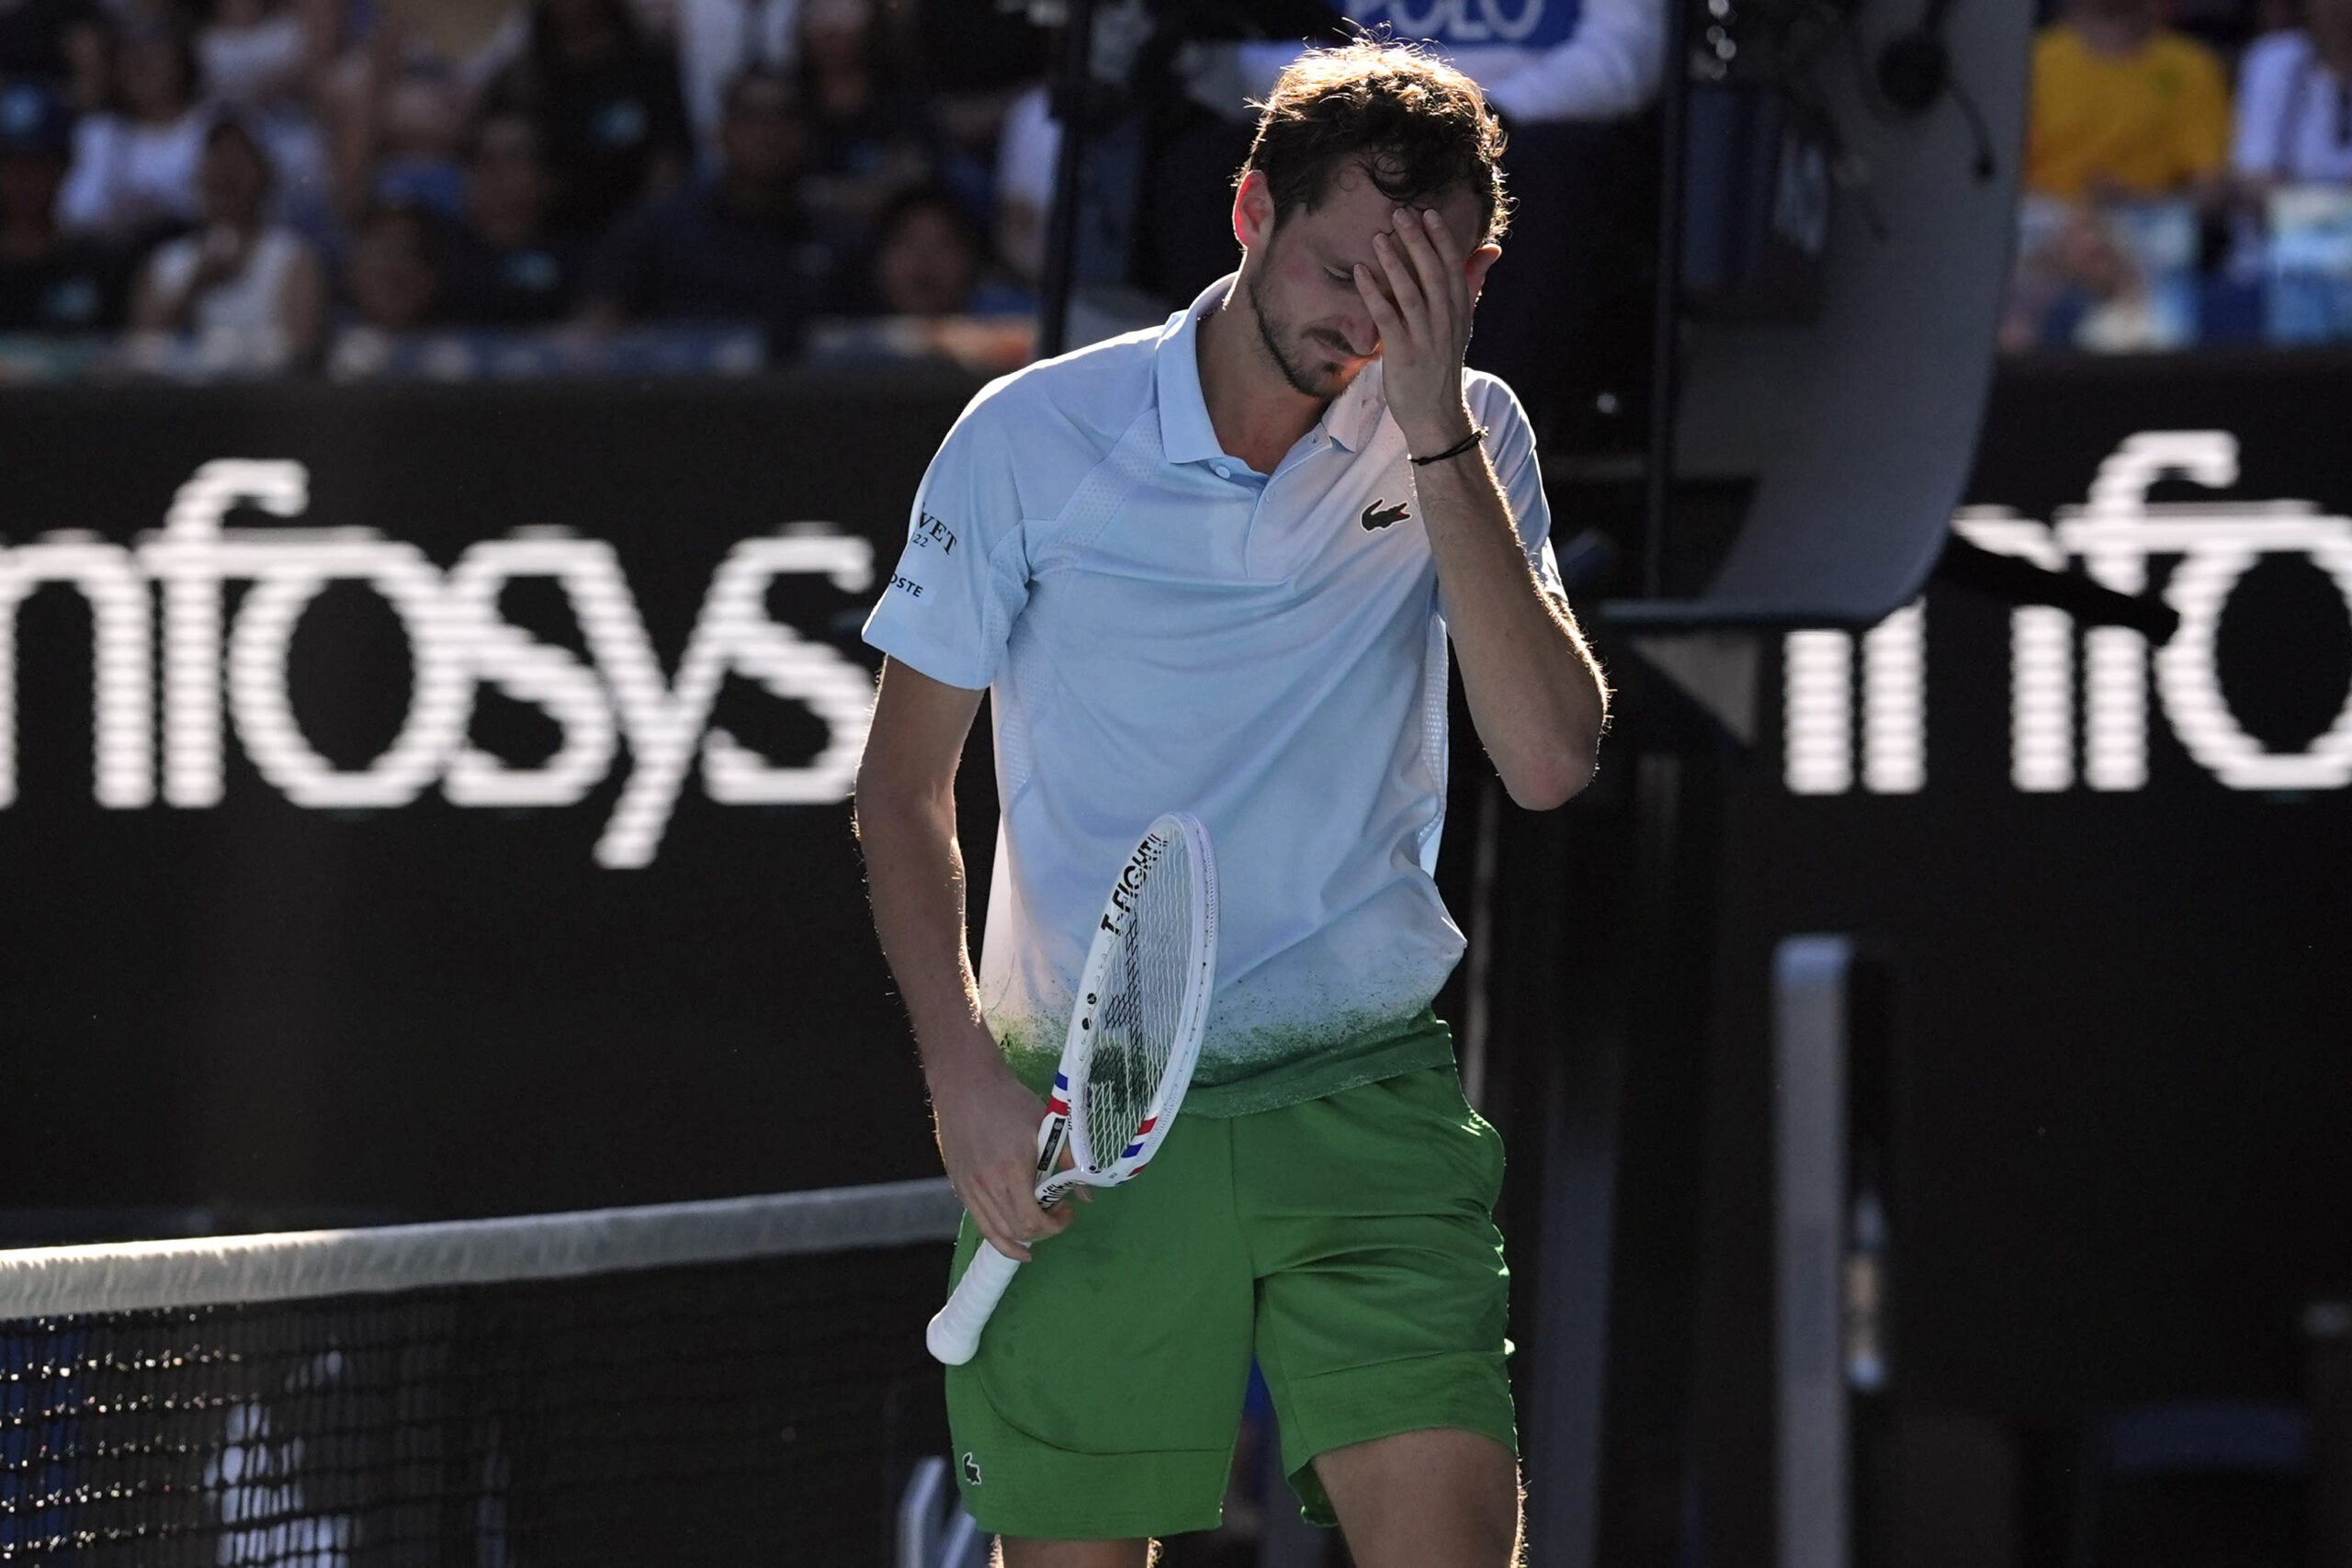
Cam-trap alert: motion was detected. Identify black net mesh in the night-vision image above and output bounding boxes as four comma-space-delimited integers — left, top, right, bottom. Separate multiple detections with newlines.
0, 1236, 952, 1565
1080, 829, 1197, 1165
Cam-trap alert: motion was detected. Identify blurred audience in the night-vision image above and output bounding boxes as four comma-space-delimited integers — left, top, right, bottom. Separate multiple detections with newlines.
130, 115, 324, 367
443, 108, 577, 320
0, 0, 104, 111
198, 0, 332, 109
576, 65, 840, 349
484, 0, 692, 238
795, 0, 929, 231
2232, 0, 2352, 188
58, 21, 209, 242
2004, 200, 2191, 350
674, 0, 797, 153
2028, 0, 2233, 203
0, 76, 128, 329
860, 181, 1023, 317
324, 0, 525, 218
341, 198, 443, 328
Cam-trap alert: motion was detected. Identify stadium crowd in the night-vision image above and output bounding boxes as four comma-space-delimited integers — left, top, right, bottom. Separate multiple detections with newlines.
0, 0, 1684, 384
2008, 0, 2352, 349
0, 0, 1041, 375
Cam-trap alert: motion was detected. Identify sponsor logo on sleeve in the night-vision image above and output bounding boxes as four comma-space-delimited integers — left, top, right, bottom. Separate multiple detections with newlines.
911, 513, 958, 554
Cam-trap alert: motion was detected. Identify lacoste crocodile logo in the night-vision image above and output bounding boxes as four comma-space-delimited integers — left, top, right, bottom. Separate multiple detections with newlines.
963, 1452, 983, 1485
1361, 498, 1410, 531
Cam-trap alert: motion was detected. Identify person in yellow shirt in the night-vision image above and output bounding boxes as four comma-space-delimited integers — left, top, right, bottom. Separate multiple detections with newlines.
2029, 0, 2233, 201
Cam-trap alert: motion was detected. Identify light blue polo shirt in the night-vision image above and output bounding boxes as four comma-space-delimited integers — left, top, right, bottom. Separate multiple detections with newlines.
864, 276, 1562, 1115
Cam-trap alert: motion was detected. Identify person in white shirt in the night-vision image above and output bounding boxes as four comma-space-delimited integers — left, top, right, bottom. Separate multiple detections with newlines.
131, 116, 325, 371
2232, 0, 2352, 189
860, 38, 1607, 1568
58, 23, 209, 241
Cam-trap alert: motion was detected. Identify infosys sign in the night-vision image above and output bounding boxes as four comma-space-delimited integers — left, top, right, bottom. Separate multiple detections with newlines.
1783, 431, 2352, 798
0, 459, 880, 868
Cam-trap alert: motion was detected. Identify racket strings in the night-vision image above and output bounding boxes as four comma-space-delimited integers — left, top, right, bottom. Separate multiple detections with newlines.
1080, 834, 1194, 1164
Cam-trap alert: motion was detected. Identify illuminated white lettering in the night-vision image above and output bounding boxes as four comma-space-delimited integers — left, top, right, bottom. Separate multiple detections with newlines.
0, 534, 153, 809
442, 534, 616, 808
0, 459, 881, 867
1802, 431, 2352, 795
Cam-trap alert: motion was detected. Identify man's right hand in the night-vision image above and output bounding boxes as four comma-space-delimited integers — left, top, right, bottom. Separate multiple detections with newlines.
929, 1052, 1075, 1263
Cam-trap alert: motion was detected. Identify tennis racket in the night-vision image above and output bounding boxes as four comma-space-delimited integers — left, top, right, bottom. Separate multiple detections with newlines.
926, 811, 1218, 1366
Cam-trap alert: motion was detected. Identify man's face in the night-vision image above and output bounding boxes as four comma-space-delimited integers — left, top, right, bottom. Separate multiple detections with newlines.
1236, 161, 1487, 401
719, 82, 805, 190
468, 117, 551, 231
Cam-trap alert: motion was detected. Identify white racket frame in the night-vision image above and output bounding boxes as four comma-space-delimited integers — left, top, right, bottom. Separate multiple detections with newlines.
926, 812, 1217, 1367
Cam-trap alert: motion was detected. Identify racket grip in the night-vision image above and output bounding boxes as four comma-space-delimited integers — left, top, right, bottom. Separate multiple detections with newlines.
926, 1240, 1023, 1365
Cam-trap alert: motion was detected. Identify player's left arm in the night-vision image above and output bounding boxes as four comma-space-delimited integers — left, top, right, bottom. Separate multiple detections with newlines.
1357, 202, 1611, 810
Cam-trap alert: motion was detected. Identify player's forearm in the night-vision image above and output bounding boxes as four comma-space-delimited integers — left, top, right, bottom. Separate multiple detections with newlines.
854, 778, 1004, 1088
1414, 448, 1609, 808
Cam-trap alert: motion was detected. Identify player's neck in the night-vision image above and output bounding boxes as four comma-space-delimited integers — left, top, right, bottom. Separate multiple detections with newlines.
1196, 295, 1329, 476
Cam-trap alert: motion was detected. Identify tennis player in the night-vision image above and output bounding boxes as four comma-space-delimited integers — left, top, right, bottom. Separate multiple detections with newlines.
856, 38, 1610, 1568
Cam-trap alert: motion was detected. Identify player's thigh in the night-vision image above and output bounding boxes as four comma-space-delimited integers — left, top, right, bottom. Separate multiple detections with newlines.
1238, 1066, 1516, 1520
1311, 1427, 1520, 1568
944, 1111, 1254, 1540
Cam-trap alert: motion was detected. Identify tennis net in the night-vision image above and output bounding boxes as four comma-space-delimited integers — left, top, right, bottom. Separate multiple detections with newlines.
0, 1179, 962, 1566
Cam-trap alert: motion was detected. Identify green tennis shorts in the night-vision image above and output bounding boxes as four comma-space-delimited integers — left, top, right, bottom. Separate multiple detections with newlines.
942, 1064, 1515, 1540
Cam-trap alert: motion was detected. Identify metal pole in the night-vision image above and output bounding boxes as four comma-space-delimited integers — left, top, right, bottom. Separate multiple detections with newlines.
1035, 0, 1097, 361
1643, 0, 1693, 596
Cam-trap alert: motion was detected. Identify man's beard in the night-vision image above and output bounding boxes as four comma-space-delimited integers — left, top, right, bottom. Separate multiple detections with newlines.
1247, 272, 1357, 400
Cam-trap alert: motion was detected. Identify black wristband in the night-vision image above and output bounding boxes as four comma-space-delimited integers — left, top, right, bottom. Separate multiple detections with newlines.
1408, 425, 1489, 467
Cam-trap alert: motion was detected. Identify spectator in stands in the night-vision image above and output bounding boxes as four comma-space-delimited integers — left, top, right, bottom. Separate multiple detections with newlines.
2027, 0, 2233, 202
576, 65, 840, 351
0, 76, 130, 329
0, 0, 105, 111
484, 0, 692, 238
57, 21, 209, 243
443, 108, 577, 320
322, 0, 526, 220
858, 182, 1025, 317
130, 115, 325, 366
673, 0, 799, 153
795, 0, 929, 231
341, 199, 444, 327
198, 0, 334, 110
198, 0, 337, 233
2232, 0, 2352, 188
2002, 200, 2178, 350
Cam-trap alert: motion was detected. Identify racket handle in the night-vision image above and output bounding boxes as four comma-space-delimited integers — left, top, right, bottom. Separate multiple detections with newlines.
926, 1240, 1023, 1366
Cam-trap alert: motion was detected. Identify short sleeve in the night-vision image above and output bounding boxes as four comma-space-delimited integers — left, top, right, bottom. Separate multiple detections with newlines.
861, 389, 1033, 691
1472, 374, 1565, 600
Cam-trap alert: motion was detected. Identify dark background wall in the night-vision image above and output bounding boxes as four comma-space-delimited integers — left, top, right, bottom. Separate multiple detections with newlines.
0, 372, 980, 1225
1678, 352, 2352, 1557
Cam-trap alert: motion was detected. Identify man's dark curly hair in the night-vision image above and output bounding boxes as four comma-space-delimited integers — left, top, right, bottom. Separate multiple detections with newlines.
1241, 39, 1511, 245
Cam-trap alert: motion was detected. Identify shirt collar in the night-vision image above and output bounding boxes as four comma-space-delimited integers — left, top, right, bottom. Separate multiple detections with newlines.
1152, 273, 1389, 466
